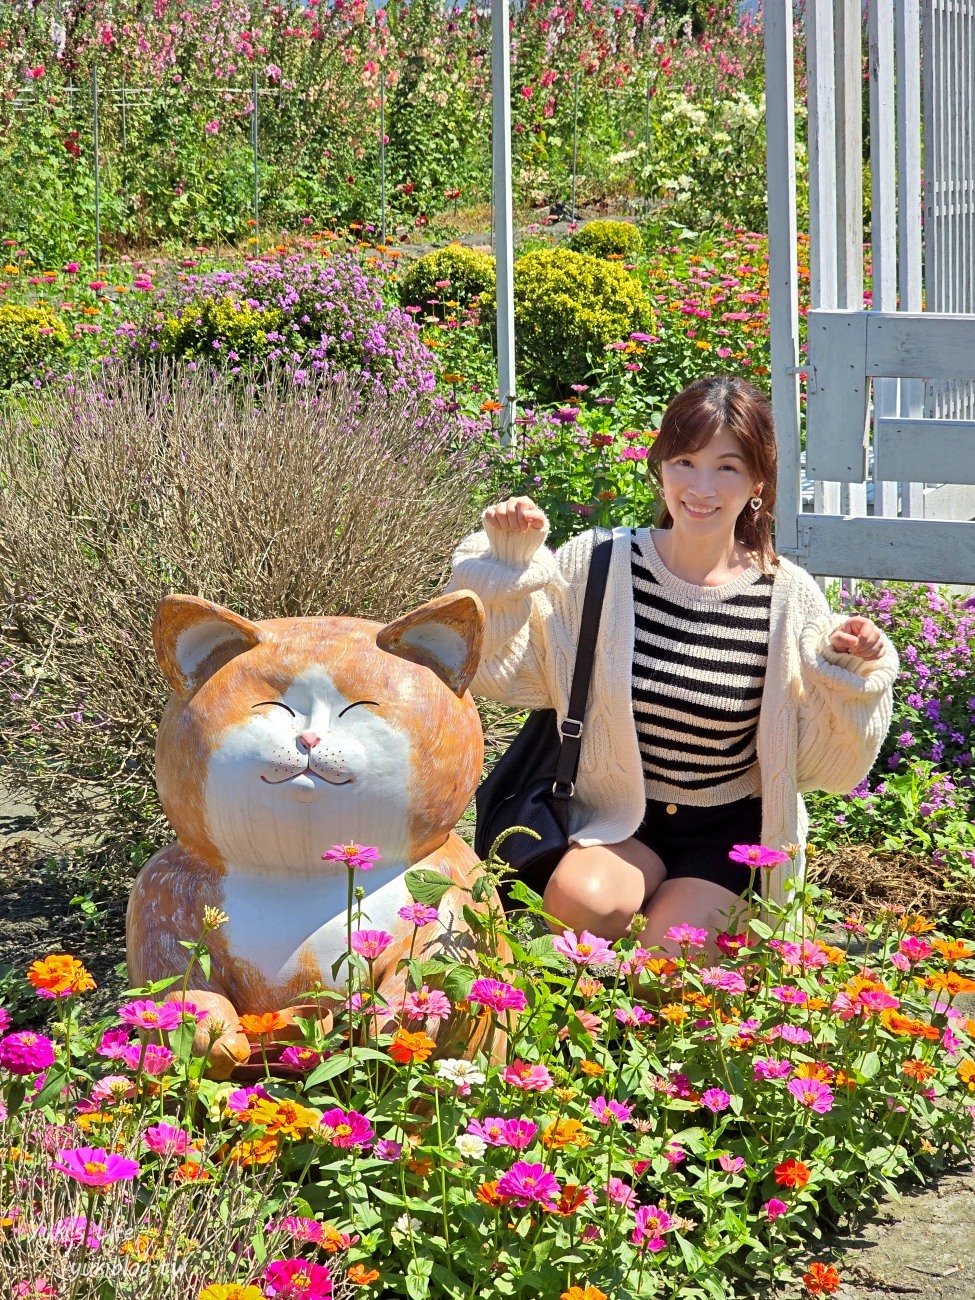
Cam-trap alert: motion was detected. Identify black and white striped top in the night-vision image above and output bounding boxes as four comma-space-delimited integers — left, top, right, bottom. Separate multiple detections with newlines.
631, 531, 773, 806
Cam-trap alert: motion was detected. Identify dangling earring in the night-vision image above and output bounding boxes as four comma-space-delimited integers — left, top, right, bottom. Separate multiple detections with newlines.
749, 494, 763, 513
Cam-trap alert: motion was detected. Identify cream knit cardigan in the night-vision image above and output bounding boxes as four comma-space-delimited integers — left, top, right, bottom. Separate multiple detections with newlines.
446, 519, 900, 908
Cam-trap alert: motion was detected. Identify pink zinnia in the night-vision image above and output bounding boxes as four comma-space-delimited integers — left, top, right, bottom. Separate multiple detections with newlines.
276, 1215, 324, 1244
373, 1138, 403, 1161
501, 1059, 553, 1091
0, 1008, 10, 1033
0, 1031, 55, 1075
605, 1175, 637, 1208
663, 924, 709, 948
718, 1154, 745, 1174
321, 843, 381, 871
715, 930, 749, 957
899, 936, 933, 964
552, 929, 616, 968
764, 1198, 788, 1221
397, 903, 440, 927
117, 999, 183, 1031
278, 1046, 324, 1071
753, 1057, 792, 1081
320, 1107, 374, 1149
495, 1160, 561, 1209
142, 1123, 190, 1156
12, 1280, 57, 1298
663, 1142, 686, 1165
262, 1257, 333, 1298
225, 1084, 271, 1118
501, 1118, 538, 1149
467, 979, 527, 1013
402, 985, 452, 1020
787, 1078, 834, 1113
631, 1203, 673, 1251
50, 1146, 140, 1187
727, 844, 790, 869
700, 1088, 732, 1113
774, 1024, 813, 1045
90, 1074, 135, 1103
96, 1029, 131, 1059
119, 1042, 174, 1075
699, 967, 747, 994
589, 1095, 632, 1125
467, 1116, 509, 1146
350, 929, 394, 960
47, 1215, 104, 1249
772, 986, 808, 1005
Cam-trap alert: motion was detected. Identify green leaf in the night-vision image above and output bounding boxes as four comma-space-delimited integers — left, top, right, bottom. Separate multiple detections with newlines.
404, 868, 455, 907
505, 879, 544, 908
405, 1255, 433, 1299
197, 949, 211, 981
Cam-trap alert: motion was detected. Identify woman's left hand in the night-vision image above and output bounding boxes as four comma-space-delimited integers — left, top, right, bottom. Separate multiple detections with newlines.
828, 616, 885, 661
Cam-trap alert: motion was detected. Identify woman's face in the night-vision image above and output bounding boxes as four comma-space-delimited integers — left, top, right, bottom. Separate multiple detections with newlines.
659, 426, 761, 541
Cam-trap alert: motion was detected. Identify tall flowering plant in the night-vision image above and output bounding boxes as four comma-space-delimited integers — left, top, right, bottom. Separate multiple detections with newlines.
1, 844, 973, 1297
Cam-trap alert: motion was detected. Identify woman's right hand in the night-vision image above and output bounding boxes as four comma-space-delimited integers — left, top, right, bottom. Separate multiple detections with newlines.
483, 496, 546, 533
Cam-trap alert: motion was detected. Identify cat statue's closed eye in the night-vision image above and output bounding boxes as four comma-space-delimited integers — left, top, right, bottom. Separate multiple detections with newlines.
126, 590, 501, 1077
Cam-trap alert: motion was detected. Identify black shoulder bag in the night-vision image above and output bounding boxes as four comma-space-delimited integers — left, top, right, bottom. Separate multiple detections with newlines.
473, 534, 614, 910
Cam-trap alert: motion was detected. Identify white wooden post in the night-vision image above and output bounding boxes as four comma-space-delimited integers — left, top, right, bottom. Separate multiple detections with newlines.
491, 0, 517, 442
895, 0, 924, 516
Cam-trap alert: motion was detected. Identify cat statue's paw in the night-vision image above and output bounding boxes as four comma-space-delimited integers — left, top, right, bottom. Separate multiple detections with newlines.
170, 990, 251, 1081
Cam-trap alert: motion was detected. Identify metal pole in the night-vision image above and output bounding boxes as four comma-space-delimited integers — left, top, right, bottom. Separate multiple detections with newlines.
120, 71, 127, 191
380, 71, 387, 246
92, 65, 101, 275
251, 68, 260, 248
571, 72, 580, 222
491, 0, 516, 440
644, 75, 651, 216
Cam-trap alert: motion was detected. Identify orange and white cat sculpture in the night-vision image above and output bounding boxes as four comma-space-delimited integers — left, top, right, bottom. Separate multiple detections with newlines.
126, 590, 500, 1078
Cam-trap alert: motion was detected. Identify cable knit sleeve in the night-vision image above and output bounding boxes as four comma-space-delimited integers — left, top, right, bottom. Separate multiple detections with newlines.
794, 581, 900, 794
444, 513, 563, 708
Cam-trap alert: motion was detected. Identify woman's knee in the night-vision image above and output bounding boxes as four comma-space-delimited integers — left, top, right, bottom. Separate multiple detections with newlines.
543, 847, 645, 939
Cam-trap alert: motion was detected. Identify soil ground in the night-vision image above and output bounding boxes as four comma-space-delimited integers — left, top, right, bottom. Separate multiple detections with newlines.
1, 779, 974, 1297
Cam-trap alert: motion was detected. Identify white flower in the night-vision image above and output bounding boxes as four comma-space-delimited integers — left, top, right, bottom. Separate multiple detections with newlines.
393, 1213, 422, 1235
454, 1133, 487, 1160
434, 1058, 487, 1087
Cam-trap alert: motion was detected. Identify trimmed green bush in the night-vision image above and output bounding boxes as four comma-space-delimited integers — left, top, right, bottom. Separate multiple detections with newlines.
398, 243, 496, 316
152, 295, 284, 361
493, 247, 651, 395
566, 218, 644, 260
0, 303, 70, 389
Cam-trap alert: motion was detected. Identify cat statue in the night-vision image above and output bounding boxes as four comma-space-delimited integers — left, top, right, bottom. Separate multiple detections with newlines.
126, 589, 500, 1078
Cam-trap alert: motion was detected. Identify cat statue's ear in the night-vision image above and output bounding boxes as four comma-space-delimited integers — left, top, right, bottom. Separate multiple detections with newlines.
153, 595, 263, 694
377, 590, 484, 698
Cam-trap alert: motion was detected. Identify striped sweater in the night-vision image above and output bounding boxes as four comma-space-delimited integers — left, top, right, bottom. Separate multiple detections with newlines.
630, 531, 773, 805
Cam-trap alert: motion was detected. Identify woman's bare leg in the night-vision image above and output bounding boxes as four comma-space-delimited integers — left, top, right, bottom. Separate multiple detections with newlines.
640, 877, 751, 964
542, 838, 667, 941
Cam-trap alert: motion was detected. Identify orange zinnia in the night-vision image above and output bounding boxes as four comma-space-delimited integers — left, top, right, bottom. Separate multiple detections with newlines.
406, 1155, 433, 1177
774, 1157, 811, 1188
247, 1098, 319, 1138
171, 1160, 211, 1182
542, 1118, 590, 1150
901, 914, 936, 934
881, 1009, 940, 1041
578, 1059, 604, 1077
932, 939, 975, 963
387, 1029, 436, 1065
923, 971, 975, 995
643, 957, 678, 978
476, 1179, 507, 1207
221, 1137, 278, 1167
347, 1263, 381, 1285
27, 953, 96, 997
957, 1060, 975, 1091
792, 1062, 833, 1083
561, 1287, 607, 1300
552, 1184, 593, 1217
238, 1011, 288, 1037
802, 1261, 841, 1294
901, 1058, 936, 1083
658, 1004, 688, 1023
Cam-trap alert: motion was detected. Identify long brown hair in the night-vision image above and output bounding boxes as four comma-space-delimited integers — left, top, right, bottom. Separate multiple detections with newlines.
647, 376, 779, 569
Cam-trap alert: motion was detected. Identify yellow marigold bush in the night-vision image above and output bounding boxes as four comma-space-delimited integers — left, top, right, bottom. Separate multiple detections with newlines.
398, 243, 496, 317
565, 219, 643, 261
0, 303, 70, 389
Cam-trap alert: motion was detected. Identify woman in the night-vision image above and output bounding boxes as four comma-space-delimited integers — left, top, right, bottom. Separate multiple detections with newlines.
447, 376, 898, 957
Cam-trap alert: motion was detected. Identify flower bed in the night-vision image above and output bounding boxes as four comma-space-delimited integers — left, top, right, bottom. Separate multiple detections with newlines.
2, 845, 974, 1298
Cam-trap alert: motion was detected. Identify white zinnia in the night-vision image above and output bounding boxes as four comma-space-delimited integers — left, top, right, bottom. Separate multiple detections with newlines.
393, 1213, 422, 1235
434, 1058, 487, 1087
454, 1133, 487, 1160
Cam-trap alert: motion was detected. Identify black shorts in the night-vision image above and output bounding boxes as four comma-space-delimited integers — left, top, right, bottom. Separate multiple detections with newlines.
633, 796, 763, 899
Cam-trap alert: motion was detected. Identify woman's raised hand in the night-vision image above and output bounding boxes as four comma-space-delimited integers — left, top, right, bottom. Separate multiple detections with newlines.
483, 496, 546, 533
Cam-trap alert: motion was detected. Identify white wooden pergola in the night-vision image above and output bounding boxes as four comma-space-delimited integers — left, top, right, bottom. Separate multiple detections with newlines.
766, 0, 975, 582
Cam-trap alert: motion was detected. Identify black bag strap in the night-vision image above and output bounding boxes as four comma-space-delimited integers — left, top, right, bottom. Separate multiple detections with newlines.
552, 532, 614, 799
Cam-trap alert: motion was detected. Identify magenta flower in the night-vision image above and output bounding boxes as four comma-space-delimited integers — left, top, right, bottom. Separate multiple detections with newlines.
63, 262, 80, 273
631, 1203, 674, 1251
278, 1046, 324, 1071
142, 1123, 190, 1156
321, 843, 381, 871
899, 936, 933, 964
397, 903, 440, 927
786, 1078, 834, 1113
501, 1118, 538, 1150
225, 1084, 271, 1118
753, 1057, 792, 1081
47, 1215, 104, 1249
91, 1074, 135, 1104
117, 999, 183, 1032
718, 1154, 745, 1174
771, 986, 808, 1005
320, 1106, 374, 1149
715, 931, 749, 957
373, 1138, 403, 1161
699, 967, 747, 994
605, 1176, 637, 1208
552, 928, 616, 968
262, 1257, 333, 1298
501, 1060, 553, 1092
119, 1042, 174, 1074
350, 929, 394, 960
0, 1031, 56, 1075
700, 1088, 732, 1113
50, 1147, 140, 1187
467, 978, 527, 1013
401, 985, 452, 1020
774, 1024, 813, 1045
663, 924, 709, 949
276, 1215, 323, 1245
764, 1198, 788, 1221
496, 1160, 561, 1209
96, 1029, 131, 1059
0, 1008, 10, 1034
727, 843, 790, 869
467, 1116, 509, 1146
589, 1095, 633, 1125
663, 1142, 686, 1165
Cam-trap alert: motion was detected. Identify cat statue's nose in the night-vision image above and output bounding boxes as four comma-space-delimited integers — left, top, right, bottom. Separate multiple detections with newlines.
298, 730, 320, 752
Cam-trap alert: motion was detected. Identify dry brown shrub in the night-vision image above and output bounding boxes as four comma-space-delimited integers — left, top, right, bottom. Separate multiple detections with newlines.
0, 363, 482, 871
